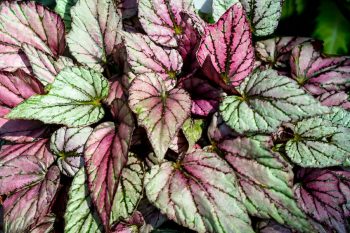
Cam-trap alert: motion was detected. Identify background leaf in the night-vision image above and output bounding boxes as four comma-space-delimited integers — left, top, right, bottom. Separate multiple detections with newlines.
313, 0, 350, 55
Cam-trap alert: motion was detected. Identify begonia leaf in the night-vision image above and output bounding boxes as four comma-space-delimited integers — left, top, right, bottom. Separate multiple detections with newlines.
7, 66, 109, 127
129, 73, 191, 160
197, 3, 255, 87
67, 0, 123, 70
220, 69, 328, 134
219, 136, 315, 232
84, 99, 135, 230
0, 139, 54, 194
294, 168, 350, 232
290, 42, 350, 95
123, 32, 183, 88
138, 0, 194, 47
50, 126, 93, 176
22, 43, 74, 86
145, 150, 254, 233
64, 168, 103, 233
285, 117, 350, 167
0, 1, 65, 72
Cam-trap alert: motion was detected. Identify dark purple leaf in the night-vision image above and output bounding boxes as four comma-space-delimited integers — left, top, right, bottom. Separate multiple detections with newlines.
294, 168, 350, 233
179, 74, 221, 116
207, 112, 237, 143
138, 198, 167, 232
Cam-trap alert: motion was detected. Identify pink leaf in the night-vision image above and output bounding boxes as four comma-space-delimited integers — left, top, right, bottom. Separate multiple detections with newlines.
138, 0, 194, 47
0, 71, 44, 108
0, 43, 31, 74
123, 32, 183, 88
22, 43, 74, 85
29, 214, 56, 233
0, 139, 54, 194
84, 99, 135, 231
290, 42, 350, 95
255, 37, 317, 70
3, 165, 60, 233
104, 79, 126, 105
0, 106, 47, 143
129, 73, 191, 160
318, 91, 350, 109
197, 3, 254, 87
145, 150, 254, 233
0, 2, 65, 60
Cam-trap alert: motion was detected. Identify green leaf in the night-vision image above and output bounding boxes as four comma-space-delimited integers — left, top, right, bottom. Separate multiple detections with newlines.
182, 118, 204, 150
220, 69, 329, 134
241, 0, 284, 36
281, 0, 306, 18
313, 0, 350, 55
64, 168, 103, 233
7, 66, 109, 127
286, 117, 350, 167
212, 0, 239, 21
323, 107, 350, 128
55, 0, 78, 30
110, 153, 144, 225
219, 136, 315, 232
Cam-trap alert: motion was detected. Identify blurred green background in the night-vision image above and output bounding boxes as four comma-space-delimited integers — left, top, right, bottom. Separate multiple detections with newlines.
277, 0, 350, 55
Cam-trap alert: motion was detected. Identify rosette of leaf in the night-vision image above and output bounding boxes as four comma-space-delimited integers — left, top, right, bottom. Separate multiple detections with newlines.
50, 126, 93, 177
